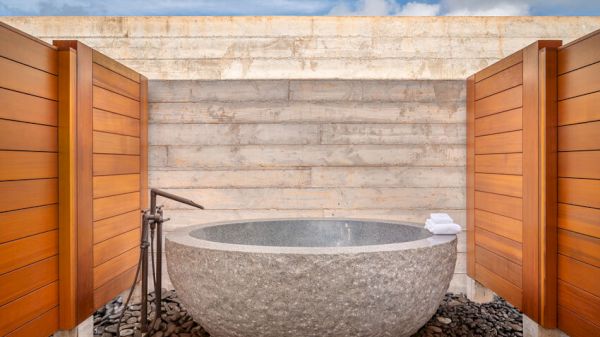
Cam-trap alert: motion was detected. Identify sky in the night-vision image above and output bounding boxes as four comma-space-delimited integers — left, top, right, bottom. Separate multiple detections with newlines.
0, 0, 599, 16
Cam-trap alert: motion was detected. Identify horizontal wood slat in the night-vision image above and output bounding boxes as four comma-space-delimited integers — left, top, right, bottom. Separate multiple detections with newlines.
558, 61, 600, 100
558, 178, 600, 209
475, 173, 522, 198
93, 191, 140, 221
93, 108, 140, 137
475, 153, 522, 175
0, 56, 57, 100
93, 210, 140, 244
476, 245, 522, 288
558, 280, 600, 327
558, 254, 600, 298
474, 85, 522, 118
0, 179, 57, 213
558, 90, 600, 126
558, 121, 600, 151
92, 63, 140, 101
558, 229, 600, 268
93, 247, 139, 289
558, 203, 600, 239
558, 151, 600, 179
0, 230, 58, 275
93, 131, 140, 155
558, 305, 600, 337
475, 209, 522, 242
0, 119, 57, 152
0, 87, 57, 126
0, 151, 57, 181
93, 154, 140, 176
474, 108, 522, 137
475, 62, 523, 100
0, 282, 58, 336
4, 306, 59, 337
0, 204, 57, 244
0, 256, 57, 307
93, 174, 140, 199
93, 86, 139, 119
475, 130, 522, 155
475, 191, 523, 220
476, 228, 522, 264
93, 50, 140, 83
558, 31, 600, 75
93, 266, 137, 310
0, 25, 57, 74
476, 262, 522, 308
475, 50, 523, 83
93, 228, 140, 267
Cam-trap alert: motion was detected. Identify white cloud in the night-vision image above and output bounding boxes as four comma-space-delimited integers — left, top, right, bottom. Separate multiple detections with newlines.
442, 0, 531, 16
328, 0, 440, 16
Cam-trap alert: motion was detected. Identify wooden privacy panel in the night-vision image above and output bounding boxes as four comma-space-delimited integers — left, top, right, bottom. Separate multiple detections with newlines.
556, 29, 600, 337
0, 23, 60, 337
53, 40, 148, 326
467, 40, 561, 326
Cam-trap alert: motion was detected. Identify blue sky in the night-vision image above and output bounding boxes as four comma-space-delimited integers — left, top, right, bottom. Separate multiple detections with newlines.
0, 0, 599, 16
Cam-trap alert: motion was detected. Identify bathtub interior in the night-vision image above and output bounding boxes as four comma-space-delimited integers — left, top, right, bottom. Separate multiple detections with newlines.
189, 219, 432, 247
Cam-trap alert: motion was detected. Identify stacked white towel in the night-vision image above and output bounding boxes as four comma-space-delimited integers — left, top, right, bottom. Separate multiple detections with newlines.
425, 213, 461, 235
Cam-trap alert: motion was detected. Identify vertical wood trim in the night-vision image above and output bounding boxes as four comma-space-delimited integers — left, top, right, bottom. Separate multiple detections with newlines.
74, 41, 95, 321
538, 47, 558, 328
522, 42, 541, 322
467, 75, 476, 277
57, 47, 77, 329
140, 76, 148, 211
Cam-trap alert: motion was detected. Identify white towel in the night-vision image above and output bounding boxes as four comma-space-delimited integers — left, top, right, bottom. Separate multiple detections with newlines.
425, 219, 436, 230
430, 213, 453, 224
427, 223, 462, 235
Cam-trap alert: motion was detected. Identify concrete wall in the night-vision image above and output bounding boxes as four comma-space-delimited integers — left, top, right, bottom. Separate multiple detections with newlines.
3, 16, 599, 294
3, 16, 600, 80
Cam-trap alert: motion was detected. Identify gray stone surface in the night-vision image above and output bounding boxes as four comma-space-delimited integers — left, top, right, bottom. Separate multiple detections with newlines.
166, 218, 456, 337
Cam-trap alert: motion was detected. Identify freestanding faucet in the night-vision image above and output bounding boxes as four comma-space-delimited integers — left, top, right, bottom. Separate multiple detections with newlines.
127, 188, 203, 336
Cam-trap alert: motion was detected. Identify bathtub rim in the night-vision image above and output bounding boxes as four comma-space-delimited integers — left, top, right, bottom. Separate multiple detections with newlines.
166, 217, 456, 255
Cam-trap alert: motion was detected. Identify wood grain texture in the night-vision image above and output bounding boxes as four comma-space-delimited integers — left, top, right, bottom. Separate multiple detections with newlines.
558, 203, 600, 239
93, 174, 140, 198
475, 262, 522, 309
140, 75, 149, 211
474, 108, 522, 137
475, 173, 522, 198
558, 30, 600, 74
0, 119, 57, 152
93, 191, 140, 221
558, 305, 600, 337
4, 306, 59, 337
0, 24, 57, 74
558, 178, 600, 209
92, 49, 140, 83
93, 85, 140, 119
476, 245, 522, 288
475, 62, 523, 100
0, 282, 58, 336
474, 130, 522, 154
558, 151, 600, 179
93, 131, 140, 155
0, 230, 58, 275
475, 191, 522, 220
0, 151, 57, 181
93, 247, 139, 289
92, 63, 140, 100
466, 75, 475, 277
475, 227, 522, 264
0, 256, 58, 307
93, 154, 140, 176
475, 209, 522, 242
474, 153, 522, 175
474, 85, 522, 118
93, 228, 140, 267
475, 50, 523, 83
93, 210, 140, 244
0, 56, 57, 100
558, 229, 600, 268
0, 205, 57, 244
0, 179, 57, 213
558, 280, 600, 327
93, 266, 137, 310
0, 87, 57, 126
558, 121, 600, 151
93, 108, 140, 137
558, 61, 600, 100
558, 254, 600, 298
558, 91, 600, 126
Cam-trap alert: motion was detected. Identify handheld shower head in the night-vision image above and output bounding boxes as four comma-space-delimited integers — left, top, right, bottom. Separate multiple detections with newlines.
150, 188, 204, 211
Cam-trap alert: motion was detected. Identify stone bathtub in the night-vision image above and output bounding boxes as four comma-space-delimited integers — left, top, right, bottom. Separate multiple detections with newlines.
166, 219, 457, 337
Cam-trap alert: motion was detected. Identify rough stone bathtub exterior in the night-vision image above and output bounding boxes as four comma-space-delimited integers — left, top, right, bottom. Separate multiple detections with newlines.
166, 219, 457, 337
